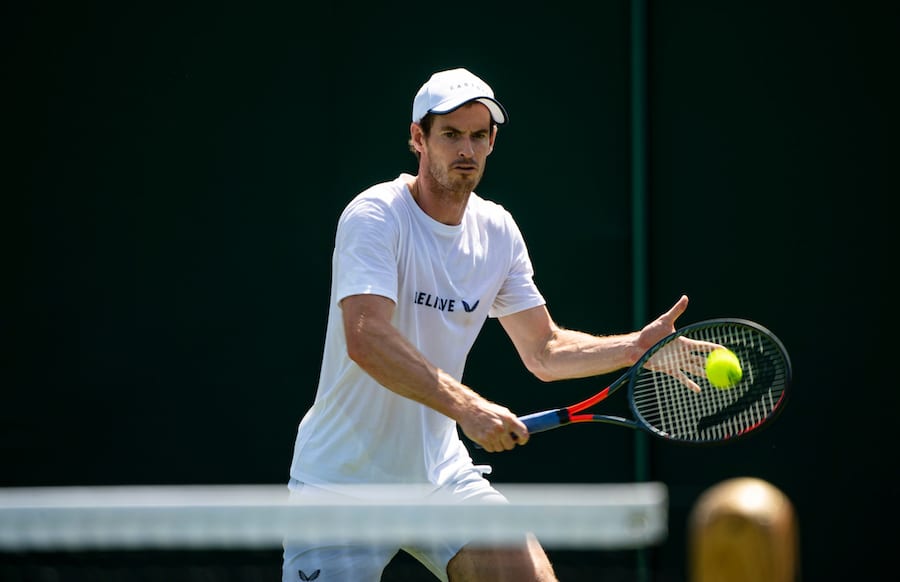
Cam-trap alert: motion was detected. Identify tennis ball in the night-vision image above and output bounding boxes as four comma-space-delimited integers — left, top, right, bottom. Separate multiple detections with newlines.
705, 348, 743, 389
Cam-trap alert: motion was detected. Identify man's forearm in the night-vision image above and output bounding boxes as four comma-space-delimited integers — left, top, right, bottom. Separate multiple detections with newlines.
533, 328, 642, 382
345, 315, 484, 422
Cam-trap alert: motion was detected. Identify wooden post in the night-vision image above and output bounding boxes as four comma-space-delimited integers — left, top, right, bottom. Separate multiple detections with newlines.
688, 477, 799, 582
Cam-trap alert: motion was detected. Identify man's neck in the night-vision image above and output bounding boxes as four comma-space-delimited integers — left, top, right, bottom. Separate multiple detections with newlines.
411, 176, 469, 226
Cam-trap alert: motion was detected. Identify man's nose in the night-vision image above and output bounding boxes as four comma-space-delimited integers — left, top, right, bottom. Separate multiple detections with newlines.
458, 137, 475, 157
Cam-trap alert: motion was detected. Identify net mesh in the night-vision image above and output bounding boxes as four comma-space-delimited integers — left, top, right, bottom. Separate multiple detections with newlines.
0, 483, 667, 581
0, 483, 666, 552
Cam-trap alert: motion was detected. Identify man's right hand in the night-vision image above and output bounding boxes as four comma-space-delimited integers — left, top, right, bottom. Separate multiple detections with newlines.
458, 400, 529, 452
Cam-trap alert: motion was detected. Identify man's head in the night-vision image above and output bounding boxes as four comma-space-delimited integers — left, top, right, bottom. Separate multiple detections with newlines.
407, 69, 506, 199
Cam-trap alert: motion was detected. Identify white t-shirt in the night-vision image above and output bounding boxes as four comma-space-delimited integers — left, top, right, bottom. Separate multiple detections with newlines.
289, 173, 545, 489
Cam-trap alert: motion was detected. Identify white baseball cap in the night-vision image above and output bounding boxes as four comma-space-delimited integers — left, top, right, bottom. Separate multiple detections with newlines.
412, 68, 508, 125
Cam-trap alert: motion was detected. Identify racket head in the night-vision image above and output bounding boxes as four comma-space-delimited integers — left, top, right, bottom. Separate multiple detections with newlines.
628, 319, 792, 444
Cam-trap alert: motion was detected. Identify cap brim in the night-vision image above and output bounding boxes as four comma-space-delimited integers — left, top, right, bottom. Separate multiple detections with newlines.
429, 96, 508, 125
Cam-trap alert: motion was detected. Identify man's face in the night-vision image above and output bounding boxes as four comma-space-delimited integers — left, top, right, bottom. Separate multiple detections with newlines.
421, 102, 496, 195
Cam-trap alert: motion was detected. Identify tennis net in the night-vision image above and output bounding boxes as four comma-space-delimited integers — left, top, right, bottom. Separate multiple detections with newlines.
0, 482, 667, 552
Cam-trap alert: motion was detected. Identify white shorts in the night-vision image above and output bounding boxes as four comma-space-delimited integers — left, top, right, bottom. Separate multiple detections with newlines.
281, 466, 506, 582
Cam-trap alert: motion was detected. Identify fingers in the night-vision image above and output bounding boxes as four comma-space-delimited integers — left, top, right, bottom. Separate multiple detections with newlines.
661, 294, 689, 325
682, 356, 707, 378
692, 339, 724, 352
477, 431, 525, 452
466, 406, 529, 452
501, 428, 525, 450
647, 364, 702, 394
491, 419, 528, 452
679, 372, 702, 393
509, 419, 529, 446
645, 339, 706, 393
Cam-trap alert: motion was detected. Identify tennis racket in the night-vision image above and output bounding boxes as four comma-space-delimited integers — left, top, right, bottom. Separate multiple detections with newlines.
519, 319, 791, 445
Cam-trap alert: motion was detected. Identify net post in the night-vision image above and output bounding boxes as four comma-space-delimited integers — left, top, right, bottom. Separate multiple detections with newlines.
688, 477, 799, 582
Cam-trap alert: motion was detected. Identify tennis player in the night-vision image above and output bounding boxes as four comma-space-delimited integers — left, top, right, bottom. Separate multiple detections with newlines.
284, 67, 693, 582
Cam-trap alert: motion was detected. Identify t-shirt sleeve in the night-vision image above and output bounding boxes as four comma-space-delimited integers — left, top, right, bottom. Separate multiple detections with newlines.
488, 213, 546, 318
333, 197, 399, 306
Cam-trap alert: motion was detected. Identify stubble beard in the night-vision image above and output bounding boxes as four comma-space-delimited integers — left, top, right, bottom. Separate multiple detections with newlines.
426, 159, 484, 202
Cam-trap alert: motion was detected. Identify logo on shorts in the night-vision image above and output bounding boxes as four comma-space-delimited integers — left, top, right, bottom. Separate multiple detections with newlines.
298, 569, 320, 581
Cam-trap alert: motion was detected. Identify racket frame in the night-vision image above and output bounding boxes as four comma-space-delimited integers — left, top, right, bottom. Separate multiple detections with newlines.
519, 318, 792, 445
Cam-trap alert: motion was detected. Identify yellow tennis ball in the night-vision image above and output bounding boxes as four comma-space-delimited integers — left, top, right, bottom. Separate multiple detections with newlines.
706, 348, 743, 389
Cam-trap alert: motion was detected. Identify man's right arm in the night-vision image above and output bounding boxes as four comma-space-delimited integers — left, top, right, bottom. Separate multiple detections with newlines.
340, 293, 527, 451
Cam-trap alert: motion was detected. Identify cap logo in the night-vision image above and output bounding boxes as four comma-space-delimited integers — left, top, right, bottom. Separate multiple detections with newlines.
449, 81, 488, 93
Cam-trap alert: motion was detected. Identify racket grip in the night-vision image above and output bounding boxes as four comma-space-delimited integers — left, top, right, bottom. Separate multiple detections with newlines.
520, 409, 568, 434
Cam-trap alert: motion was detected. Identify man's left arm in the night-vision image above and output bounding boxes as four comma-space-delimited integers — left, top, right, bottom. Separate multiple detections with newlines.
498, 295, 690, 382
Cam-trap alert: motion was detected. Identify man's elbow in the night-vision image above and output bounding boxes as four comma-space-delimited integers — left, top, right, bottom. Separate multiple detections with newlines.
345, 331, 375, 369
523, 354, 559, 383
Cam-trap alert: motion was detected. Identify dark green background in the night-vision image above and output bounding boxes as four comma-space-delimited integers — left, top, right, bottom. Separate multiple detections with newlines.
6, 1, 896, 580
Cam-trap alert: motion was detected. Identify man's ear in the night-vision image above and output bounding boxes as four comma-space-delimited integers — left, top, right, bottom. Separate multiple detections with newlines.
410, 122, 425, 154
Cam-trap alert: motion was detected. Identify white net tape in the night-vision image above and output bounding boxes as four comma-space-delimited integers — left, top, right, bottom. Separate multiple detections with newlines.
0, 483, 667, 551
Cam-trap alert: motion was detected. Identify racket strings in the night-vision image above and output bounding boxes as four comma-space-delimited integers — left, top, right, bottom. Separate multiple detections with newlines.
632, 323, 788, 443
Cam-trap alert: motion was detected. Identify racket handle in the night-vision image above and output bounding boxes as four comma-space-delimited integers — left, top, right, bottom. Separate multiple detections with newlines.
520, 409, 569, 434
470, 409, 568, 449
